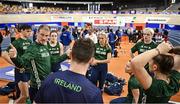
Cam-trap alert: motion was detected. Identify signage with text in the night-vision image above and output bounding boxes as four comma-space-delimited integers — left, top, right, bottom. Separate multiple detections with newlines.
93, 19, 117, 26
51, 15, 74, 22
146, 17, 169, 23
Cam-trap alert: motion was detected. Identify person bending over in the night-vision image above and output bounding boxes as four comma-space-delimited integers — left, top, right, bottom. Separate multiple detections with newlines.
131, 42, 178, 103
110, 61, 144, 104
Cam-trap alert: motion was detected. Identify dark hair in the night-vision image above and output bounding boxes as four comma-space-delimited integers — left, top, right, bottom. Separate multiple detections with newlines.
63, 26, 69, 32
110, 29, 113, 33
50, 30, 58, 36
163, 29, 168, 36
19, 24, 32, 31
38, 25, 51, 32
154, 28, 159, 33
0, 32, 3, 56
169, 46, 180, 55
72, 38, 95, 63
152, 54, 174, 75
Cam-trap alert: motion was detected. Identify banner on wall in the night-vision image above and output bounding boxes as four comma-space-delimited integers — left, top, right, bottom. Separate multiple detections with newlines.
145, 17, 169, 24
51, 15, 74, 22
117, 16, 137, 26
93, 19, 117, 26
82, 16, 118, 26
82, 16, 104, 22
34, 24, 59, 27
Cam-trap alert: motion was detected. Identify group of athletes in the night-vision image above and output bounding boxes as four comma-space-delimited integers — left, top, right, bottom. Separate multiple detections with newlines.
0, 24, 179, 103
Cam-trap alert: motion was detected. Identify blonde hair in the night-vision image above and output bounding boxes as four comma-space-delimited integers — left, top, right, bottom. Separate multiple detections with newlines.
143, 28, 154, 35
98, 33, 111, 49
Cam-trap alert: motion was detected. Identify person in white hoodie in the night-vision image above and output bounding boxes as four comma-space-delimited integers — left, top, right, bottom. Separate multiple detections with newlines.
85, 29, 97, 44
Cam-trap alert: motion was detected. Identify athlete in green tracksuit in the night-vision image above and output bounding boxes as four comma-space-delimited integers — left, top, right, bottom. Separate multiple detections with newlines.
47, 30, 64, 72
87, 33, 111, 91
131, 41, 157, 55
130, 28, 157, 57
131, 42, 179, 103
7, 24, 32, 103
131, 28, 157, 73
9, 25, 69, 102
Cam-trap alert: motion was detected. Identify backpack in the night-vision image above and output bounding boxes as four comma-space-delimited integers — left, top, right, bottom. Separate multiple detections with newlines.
104, 82, 123, 96
104, 73, 126, 96
105, 73, 119, 83
0, 82, 16, 96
